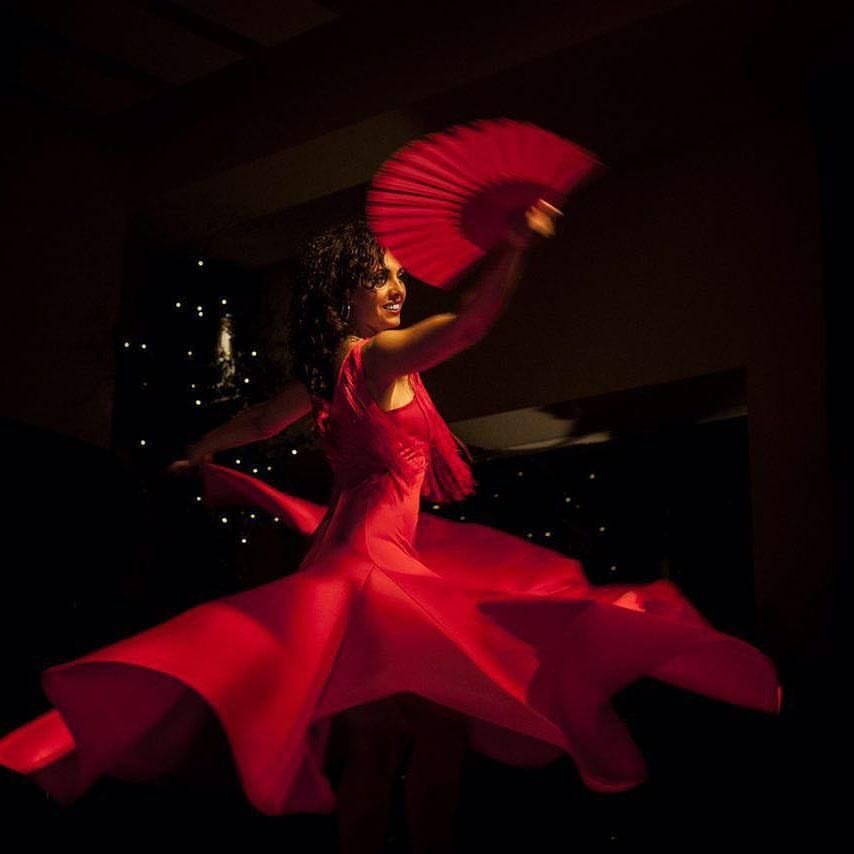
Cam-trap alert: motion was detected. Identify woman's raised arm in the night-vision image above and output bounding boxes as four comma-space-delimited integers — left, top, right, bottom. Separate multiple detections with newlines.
364, 199, 560, 384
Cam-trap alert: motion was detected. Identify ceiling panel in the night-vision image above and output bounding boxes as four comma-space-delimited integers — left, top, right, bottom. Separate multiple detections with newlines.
140, 110, 422, 246
15, 40, 157, 115
172, 0, 338, 47
12, 0, 242, 85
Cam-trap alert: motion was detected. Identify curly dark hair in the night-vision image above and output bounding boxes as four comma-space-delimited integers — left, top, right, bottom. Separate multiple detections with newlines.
287, 216, 386, 403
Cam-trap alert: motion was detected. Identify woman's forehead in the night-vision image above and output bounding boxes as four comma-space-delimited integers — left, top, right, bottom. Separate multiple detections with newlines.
382, 249, 402, 270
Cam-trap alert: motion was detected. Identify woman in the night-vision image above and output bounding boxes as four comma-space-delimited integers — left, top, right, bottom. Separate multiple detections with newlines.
0, 200, 782, 849
177, 201, 560, 853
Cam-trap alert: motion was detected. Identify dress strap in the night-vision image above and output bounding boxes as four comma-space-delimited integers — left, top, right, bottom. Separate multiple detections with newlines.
309, 338, 367, 439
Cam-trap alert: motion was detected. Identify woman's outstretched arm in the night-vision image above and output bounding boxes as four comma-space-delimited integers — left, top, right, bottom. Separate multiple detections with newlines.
184, 401, 273, 462
187, 380, 313, 460
167, 382, 311, 472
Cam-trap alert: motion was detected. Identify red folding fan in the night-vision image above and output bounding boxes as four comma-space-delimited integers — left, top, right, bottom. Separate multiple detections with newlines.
366, 118, 603, 289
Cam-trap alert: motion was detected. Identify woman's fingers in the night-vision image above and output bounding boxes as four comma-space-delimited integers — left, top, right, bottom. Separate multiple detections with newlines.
165, 459, 198, 476
185, 443, 214, 466
502, 199, 564, 247
525, 199, 563, 238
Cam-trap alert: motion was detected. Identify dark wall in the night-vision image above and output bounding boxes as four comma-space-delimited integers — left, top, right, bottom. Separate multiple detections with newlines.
0, 98, 129, 447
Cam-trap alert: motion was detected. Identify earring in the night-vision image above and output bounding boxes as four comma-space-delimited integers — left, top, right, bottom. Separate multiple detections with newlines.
341, 302, 351, 322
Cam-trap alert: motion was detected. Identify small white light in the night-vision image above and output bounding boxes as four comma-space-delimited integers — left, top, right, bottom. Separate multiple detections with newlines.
195, 496, 202, 502
221, 298, 227, 305
273, 516, 280, 522
432, 504, 440, 510
291, 448, 298, 455
140, 343, 147, 350
175, 301, 182, 308
139, 439, 146, 446
243, 378, 250, 384
123, 341, 130, 348
197, 259, 205, 267
565, 496, 572, 503
195, 399, 201, 406
598, 525, 606, 533
517, 471, 523, 476
252, 467, 258, 473
221, 516, 228, 523
526, 532, 533, 538
249, 513, 256, 520
197, 305, 203, 312
240, 537, 247, 544
250, 350, 257, 357
545, 531, 552, 537
187, 350, 193, 357
589, 472, 596, 479
235, 458, 241, 464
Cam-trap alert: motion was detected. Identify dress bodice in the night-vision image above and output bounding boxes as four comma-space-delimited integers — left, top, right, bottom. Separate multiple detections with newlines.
309, 336, 476, 506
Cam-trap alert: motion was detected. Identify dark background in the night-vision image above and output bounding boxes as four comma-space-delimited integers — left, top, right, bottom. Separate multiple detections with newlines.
0, 0, 847, 848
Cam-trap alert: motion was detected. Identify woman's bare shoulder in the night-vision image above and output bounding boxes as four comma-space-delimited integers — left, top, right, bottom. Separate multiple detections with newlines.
361, 337, 416, 410
335, 336, 361, 373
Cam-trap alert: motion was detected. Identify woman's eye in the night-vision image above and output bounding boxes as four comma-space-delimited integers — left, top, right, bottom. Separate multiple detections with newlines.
370, 269, 406, 287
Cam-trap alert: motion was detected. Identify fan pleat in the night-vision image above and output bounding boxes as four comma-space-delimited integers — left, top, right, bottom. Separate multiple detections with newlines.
397, 143, 487, 196
369, 199, 459, 225
427, 128, 493, 191
383, 156, 478, 199
373, 173, 468, 206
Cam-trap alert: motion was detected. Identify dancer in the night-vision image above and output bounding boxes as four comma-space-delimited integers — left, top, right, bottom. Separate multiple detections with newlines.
0, 198, 781, 851
268, 203, 558, 853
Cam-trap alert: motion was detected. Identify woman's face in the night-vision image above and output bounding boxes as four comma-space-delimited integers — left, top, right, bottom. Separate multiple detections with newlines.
350, 249, 408, 337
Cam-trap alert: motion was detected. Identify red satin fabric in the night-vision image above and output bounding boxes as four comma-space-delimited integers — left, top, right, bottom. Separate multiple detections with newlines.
0, 337, 782, 815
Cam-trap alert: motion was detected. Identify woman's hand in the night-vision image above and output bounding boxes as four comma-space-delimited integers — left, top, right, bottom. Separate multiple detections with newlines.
163, 443, 213, 477
503, 198, 563, 249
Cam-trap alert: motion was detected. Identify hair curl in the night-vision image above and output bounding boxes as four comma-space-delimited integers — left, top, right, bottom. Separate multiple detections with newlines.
288, 217, 385, 403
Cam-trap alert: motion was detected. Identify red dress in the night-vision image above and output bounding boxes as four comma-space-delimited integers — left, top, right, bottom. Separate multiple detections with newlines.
0, 337, 782, 816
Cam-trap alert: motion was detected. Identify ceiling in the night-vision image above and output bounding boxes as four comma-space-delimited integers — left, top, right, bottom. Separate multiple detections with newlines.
5, 0, 343, 111
3, 0, 843, 271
